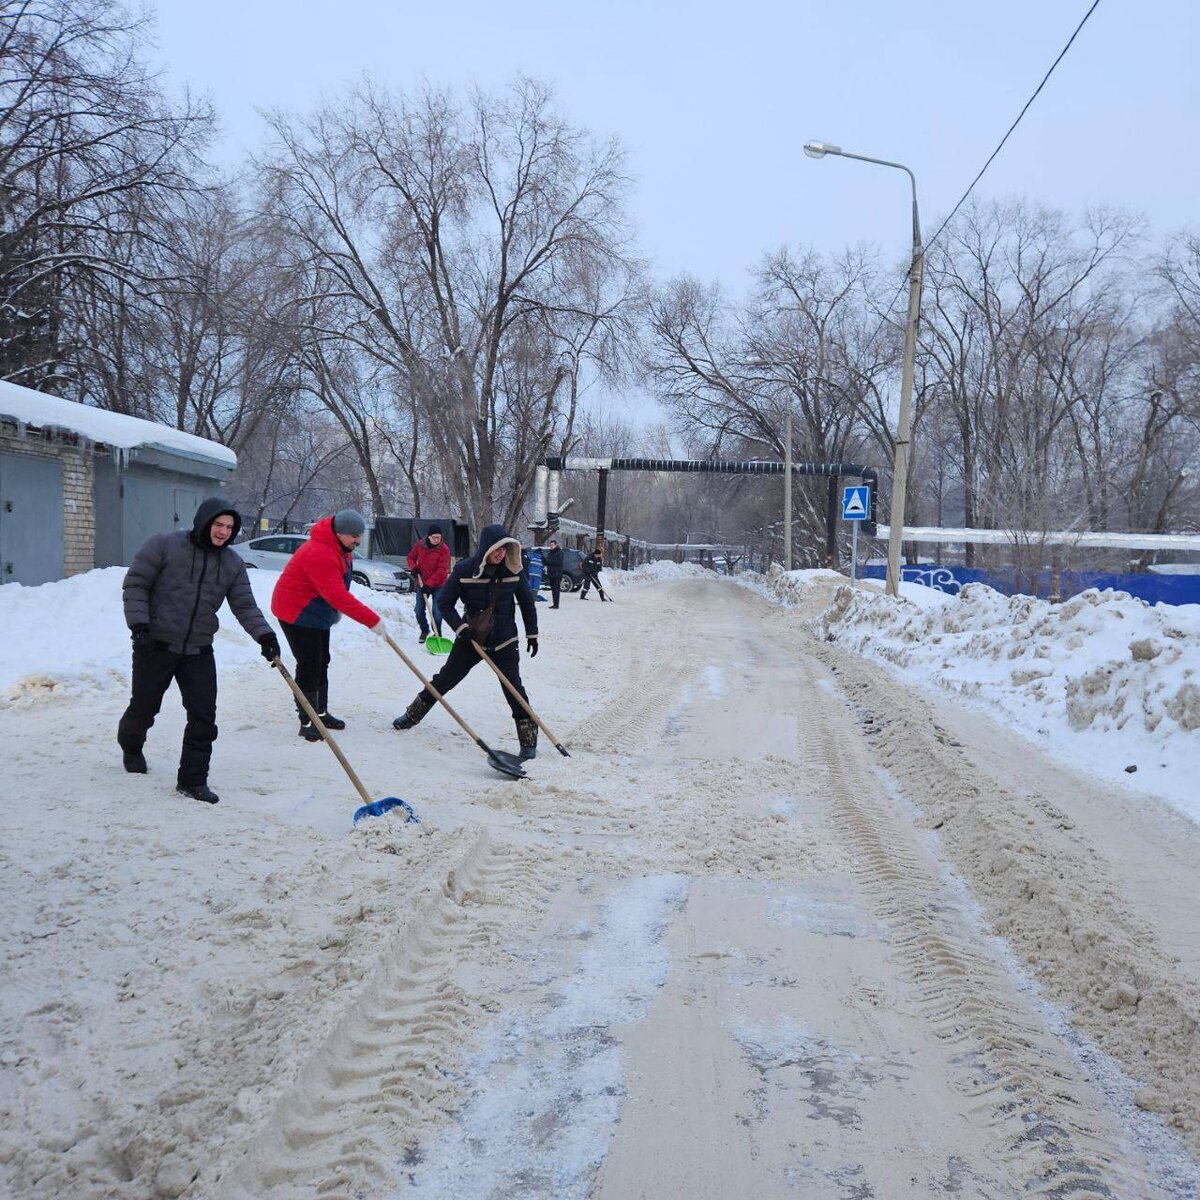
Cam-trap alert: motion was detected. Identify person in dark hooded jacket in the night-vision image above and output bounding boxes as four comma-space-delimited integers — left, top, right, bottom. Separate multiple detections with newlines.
392, 523, 541, 760
119, 498, 279, 804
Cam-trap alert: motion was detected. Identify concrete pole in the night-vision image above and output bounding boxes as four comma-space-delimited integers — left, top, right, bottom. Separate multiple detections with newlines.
887, 210, 923, 597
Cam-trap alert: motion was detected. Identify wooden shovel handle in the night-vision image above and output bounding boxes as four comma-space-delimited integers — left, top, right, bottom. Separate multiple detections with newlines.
272, 658, 373, 807
469, 639, 569, 753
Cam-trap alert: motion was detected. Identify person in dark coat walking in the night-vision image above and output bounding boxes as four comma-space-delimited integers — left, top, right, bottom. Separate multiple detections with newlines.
543, 539, 564, 608
271, 509, 387, 741
392, 522, 541, 760
119, 498, 280, 804
579, 546, 610, 601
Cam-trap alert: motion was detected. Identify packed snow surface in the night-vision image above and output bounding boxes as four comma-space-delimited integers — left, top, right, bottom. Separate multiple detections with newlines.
3, 559, 1199, 1199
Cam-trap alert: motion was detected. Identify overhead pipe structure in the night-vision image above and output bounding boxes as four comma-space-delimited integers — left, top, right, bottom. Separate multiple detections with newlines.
532, 456, 879, 564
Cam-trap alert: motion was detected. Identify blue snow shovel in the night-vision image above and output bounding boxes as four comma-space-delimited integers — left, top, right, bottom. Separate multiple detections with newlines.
272, 658, 418, 825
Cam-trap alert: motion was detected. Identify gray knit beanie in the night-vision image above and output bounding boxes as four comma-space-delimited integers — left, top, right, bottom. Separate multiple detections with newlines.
332, 509, 366, 537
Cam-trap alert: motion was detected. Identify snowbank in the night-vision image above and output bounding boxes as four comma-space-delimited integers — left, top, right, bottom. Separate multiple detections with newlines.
604, 561, 715, 592
792, 576, 1200, 820
0, 566, 418, 703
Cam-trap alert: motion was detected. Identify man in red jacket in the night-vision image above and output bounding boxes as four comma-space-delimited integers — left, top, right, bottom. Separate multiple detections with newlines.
406, 526, 452, 644
271, 510, 387, 741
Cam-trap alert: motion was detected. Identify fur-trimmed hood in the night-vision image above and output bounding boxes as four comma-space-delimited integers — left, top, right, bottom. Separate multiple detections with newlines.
470, 523, 523, 577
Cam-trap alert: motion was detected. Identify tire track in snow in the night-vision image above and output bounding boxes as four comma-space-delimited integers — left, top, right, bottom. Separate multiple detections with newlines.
803, 654, 1169, 1198
215, 834, 558, 1200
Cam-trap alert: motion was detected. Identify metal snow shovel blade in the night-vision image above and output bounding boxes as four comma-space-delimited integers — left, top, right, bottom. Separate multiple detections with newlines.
272, 658, 418, 823
425, 631, 454, 656
381, 633, 527, 779
470, 639, 572, 758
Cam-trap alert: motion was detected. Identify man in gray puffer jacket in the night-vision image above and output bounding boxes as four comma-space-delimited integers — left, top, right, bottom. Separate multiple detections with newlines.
118, 497, 280, 804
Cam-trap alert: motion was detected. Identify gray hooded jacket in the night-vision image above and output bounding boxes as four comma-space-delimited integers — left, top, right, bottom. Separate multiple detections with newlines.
122, 498, 272, 654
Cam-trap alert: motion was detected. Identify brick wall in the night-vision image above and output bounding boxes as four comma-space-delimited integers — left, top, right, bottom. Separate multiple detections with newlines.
0, 427, 96, 577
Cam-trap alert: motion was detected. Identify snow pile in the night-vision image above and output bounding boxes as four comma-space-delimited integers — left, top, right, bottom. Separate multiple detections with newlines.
741, 566, 845, 606
608, 560, 714, 590
814, 580, 1200, 818
0, 565, 418, 702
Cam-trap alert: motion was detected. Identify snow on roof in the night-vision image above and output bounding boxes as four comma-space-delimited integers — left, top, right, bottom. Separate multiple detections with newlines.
0, 379, 236, 468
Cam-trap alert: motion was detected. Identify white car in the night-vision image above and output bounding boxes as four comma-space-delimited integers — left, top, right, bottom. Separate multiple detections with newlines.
233, 534, 412, 592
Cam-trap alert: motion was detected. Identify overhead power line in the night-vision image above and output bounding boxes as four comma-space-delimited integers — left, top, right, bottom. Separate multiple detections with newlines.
863, 0, 1104, 347
923, 0, 1103, 253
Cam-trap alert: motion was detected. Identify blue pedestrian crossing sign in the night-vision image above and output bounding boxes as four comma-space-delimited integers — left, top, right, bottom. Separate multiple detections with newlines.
842, 485, 870, 521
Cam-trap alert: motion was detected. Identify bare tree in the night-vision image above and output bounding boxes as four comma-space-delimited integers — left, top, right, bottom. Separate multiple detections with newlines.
258, 77, 638, 531
0, 0, 211, 388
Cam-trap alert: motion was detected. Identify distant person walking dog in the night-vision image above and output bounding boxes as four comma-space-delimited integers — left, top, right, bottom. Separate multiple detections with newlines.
543, 539, 564, 607
119, 498, 279, 804
579, 546, 610, 601
393, 523, 541, 760
271, 510, 388, 742
406, 526, 452, 642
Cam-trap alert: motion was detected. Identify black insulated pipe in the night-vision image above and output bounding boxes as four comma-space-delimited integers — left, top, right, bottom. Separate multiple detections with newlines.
541, 456, 879, 535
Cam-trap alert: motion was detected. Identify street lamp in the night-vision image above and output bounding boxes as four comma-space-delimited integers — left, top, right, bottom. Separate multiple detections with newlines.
803, 139, 923, 597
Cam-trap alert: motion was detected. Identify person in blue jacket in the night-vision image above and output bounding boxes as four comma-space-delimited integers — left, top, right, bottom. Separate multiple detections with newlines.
392, 523, 541, 760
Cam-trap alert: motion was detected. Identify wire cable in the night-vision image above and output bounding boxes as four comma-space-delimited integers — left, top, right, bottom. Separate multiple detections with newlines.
923, 0, 1103, 253
861, 0, 1104, 346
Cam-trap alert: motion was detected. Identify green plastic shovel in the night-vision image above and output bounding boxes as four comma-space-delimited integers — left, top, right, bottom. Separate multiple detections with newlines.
425, 630, 453, 655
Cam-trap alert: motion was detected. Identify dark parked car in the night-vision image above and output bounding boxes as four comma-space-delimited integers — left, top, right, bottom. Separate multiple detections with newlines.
533, 547, 585, 593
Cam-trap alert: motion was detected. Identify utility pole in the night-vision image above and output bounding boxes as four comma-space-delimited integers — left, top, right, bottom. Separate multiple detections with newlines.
804, 140, 924, 596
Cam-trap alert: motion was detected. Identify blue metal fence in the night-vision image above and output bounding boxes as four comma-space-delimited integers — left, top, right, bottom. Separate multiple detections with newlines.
857, 564, 1200, 606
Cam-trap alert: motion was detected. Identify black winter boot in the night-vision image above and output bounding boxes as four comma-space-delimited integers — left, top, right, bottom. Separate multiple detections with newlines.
299, 693, 323, 741
516, 717, 538, 762
177, 783, 220, 804
317, 687, 345, 730
122, 747, 147, 774
393, 692, 435, 731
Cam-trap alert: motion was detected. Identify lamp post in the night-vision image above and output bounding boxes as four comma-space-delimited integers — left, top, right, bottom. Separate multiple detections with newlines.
804, 140, 923, 597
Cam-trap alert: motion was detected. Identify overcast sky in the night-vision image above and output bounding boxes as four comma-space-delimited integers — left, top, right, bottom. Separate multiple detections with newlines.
149, 0, 1197, 428
152, 0, 1197, 283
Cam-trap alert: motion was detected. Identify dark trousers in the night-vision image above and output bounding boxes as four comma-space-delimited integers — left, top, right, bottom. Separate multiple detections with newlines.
580, 572, 606, 599
546, 575, 561, 606
118, 645, 218, 787
281, 622, 331, 718
422, 639, 529, 723
415, 588, 443, 636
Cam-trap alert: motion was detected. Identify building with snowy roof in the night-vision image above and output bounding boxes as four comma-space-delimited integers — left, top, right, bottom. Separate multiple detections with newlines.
0, 381, 235, 586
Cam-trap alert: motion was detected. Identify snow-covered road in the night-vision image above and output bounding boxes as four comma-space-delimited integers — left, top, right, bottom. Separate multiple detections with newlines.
2, 571, 1198, 1198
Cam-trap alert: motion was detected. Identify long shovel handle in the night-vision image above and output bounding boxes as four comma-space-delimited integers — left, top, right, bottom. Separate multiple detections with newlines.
470, 639, 571, 757
272, 658, 374, 808
382, 633, 492, 754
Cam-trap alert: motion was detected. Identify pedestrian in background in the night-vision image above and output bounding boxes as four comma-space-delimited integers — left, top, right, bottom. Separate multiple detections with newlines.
407, 526, 451, 643
271, 509, 388, 741
119, 498, 280, 804
543, 539, 564, 608
579, 545, 610, 601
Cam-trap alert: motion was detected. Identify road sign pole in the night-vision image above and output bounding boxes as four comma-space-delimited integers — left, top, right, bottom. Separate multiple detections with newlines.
850, 520, 858, 583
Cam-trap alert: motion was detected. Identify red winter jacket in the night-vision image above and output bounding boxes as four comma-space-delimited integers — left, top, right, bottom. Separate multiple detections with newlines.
271, 517, 381, 630
406, 537, 451, 589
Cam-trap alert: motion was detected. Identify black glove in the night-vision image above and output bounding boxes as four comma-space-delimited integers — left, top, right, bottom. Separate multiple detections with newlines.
131, 624, 152, 651
259, 632, 281, 663
526, 637, 539, 657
